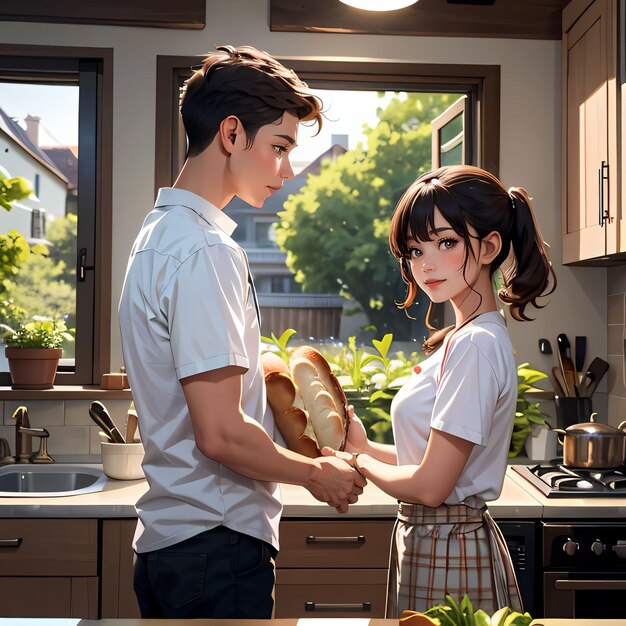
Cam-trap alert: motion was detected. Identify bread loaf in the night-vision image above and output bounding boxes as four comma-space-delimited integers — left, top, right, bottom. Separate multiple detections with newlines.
262, 352, 320, 458
290, 346, 349, 451
262, 347, 349, 456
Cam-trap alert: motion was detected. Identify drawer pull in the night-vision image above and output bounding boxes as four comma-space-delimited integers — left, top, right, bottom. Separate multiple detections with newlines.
306, 535, 365, 544
305, 601, 371, 612
0, 538, 22, 548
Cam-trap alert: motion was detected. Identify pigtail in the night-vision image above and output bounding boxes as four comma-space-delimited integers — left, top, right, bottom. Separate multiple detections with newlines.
498, 187, 556, 320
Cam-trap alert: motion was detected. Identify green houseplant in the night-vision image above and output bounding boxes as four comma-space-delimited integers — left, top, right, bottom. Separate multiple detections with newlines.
509, 362, 549, 457
1, 316, 74, 389
262, 329, 420, 443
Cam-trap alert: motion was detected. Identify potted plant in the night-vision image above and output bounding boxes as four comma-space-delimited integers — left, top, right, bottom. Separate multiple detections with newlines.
0, 316, 74, 389
510, 362, 552, 458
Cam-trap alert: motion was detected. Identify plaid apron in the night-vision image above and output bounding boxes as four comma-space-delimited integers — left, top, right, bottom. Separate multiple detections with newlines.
385, 501, 523, 617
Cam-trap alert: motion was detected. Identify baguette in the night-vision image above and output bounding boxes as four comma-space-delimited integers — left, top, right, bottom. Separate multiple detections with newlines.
289, 346, 349, 451
262, 352, 320, 458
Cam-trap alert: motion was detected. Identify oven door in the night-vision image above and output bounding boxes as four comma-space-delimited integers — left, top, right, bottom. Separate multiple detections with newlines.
544, 572, 626, 618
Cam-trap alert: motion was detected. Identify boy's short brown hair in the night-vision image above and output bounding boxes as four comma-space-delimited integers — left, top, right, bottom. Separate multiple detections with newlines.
180, 45, 323, 158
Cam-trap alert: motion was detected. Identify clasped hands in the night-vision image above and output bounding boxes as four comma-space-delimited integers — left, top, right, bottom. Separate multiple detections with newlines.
305, 446, 366, 514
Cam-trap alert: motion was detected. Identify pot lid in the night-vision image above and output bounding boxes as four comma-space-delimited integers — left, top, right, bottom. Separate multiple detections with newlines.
565, 412, 626, 436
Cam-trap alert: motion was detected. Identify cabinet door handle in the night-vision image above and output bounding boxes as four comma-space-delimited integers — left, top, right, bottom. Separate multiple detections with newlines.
598, 160, 609, 226
305, 601, 372, 612
306, 535, 365, 544
0, 538, 22, 547
554, 579, 626, 590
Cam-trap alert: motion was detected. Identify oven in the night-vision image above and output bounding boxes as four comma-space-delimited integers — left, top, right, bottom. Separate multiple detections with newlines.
543, 523, 626, 619
511, 464, 626, 619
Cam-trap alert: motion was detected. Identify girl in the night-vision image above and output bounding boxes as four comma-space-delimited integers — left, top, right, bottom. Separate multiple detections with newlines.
324, 165, 555, 615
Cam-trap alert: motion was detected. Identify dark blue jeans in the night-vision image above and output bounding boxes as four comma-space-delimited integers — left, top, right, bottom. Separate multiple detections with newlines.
134, 525, 277, 618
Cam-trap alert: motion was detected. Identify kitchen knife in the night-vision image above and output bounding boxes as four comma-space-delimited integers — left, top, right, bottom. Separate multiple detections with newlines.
88, 401, 126, 444
574, 336, 586, 380
556, 333, 577, 396
583, 357, 609, 397
557, 333, 572, 359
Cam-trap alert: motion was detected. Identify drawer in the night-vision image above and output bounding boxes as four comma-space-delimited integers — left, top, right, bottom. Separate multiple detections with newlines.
275, 568, 387, 618
277, 519, 393, 568
0, 519, 98, 576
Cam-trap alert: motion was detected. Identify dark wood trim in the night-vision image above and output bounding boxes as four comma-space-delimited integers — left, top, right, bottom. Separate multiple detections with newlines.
0, 44, 113, 386
155, 57, 500, 190
0, 0, 205, 30
155, 55, 200, 195
270, 0, 569, 40
94, 50, 114, 385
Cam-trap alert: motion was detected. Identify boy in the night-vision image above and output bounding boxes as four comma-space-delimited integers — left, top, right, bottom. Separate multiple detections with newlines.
119, 45, 365, 619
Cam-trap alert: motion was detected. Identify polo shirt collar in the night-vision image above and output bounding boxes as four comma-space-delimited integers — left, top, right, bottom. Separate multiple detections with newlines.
155, 187, 237, 236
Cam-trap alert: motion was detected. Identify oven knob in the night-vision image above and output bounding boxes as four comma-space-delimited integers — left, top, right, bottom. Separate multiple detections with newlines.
613, 540, 626, 559
563, 539, 579, 556
591, 540, 605, 555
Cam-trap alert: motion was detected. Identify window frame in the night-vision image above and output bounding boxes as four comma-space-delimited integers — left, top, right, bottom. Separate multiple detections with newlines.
0, 44, 113, 386
155, 56, 500, 192
154, 56, 501, 337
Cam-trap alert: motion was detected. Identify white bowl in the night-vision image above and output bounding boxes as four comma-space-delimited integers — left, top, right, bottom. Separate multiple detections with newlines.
101, 442, 145, 480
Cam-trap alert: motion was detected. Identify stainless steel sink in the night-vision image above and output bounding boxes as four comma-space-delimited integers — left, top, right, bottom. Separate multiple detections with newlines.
0, 464, 107, 497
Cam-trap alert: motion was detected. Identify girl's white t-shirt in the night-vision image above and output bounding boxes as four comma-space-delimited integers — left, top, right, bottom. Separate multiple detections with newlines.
391, 311, 517, 507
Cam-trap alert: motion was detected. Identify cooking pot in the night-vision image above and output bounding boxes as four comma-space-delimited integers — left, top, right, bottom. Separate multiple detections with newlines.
553, 413, 626, 469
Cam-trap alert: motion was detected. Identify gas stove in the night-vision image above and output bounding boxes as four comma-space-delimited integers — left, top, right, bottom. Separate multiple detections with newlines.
511, 463, 626, 498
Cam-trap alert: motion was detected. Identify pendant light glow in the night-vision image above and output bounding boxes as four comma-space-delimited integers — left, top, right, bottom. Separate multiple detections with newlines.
339, 0, 418, 10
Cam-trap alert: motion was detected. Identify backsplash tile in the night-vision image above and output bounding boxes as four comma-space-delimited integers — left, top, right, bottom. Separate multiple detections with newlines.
3, 400, 64, 426
46, 425, 90, 456
608, 293, 625, 325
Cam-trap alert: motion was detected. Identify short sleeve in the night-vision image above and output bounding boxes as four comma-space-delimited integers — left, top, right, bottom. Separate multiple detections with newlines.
431, 339, 499, 446
164, 244, 250, 379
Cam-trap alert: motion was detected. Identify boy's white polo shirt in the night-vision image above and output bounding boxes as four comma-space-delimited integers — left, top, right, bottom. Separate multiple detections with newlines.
119, 187, 281, 553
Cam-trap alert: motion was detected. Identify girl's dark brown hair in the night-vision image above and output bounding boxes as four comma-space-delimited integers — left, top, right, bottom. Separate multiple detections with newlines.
180, 45, 323, 158
388, 165, 556, 353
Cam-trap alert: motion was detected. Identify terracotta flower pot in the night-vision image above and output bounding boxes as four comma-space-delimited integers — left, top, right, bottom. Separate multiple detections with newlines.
5, 347, 62, 390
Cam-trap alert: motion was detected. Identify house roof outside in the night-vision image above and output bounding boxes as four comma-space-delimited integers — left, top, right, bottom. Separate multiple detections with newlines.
41, 146, 78, 189
0, 106, 67, 184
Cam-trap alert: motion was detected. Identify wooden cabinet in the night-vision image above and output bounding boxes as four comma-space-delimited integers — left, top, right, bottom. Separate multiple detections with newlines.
0, 519, 98, 618
275, 519, 394, 618
100, 517, 395, 619
101, 519, 141, 618
562, 0, 621, 264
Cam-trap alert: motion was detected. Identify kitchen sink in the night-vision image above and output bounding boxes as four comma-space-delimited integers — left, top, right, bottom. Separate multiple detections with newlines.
0, 464, 107, 497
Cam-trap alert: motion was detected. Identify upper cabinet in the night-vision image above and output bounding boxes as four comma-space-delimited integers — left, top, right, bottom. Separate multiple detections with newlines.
562, 0, 622, 264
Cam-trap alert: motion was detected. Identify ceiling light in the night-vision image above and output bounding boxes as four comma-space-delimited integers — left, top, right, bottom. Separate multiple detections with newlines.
339, 0, 419, 11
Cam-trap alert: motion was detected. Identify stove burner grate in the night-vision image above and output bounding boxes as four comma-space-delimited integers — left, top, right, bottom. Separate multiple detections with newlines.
512, 463, 626, 497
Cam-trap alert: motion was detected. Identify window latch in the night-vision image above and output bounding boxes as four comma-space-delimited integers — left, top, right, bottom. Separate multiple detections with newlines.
78, 247, 95, 282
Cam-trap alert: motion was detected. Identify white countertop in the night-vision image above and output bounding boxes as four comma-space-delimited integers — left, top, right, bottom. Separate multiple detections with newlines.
2, 463, 625, 520
0, 464, 546, 519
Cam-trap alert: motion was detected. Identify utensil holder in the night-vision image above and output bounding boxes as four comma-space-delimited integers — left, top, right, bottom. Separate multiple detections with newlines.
101, 442, 144, 480
554, 396, 593, 429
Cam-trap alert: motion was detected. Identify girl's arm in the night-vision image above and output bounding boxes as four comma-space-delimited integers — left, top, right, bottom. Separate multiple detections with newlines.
343, 414, 398, 465
327, 427, 473, 507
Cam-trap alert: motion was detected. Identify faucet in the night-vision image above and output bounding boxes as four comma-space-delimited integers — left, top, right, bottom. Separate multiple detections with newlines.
11, 406, 54, 464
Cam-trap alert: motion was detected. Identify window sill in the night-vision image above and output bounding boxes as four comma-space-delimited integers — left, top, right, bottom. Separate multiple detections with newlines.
0, 386, 132, 400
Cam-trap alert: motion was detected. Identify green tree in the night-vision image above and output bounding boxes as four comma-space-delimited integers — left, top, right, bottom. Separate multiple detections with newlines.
7, 213, 77, 329
276, 93, 458, 340
46, 212, 77, 285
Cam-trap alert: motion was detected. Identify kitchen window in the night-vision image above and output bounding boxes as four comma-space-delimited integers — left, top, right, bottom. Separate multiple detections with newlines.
0, 45, 113, 386
155, 57, 500, 343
